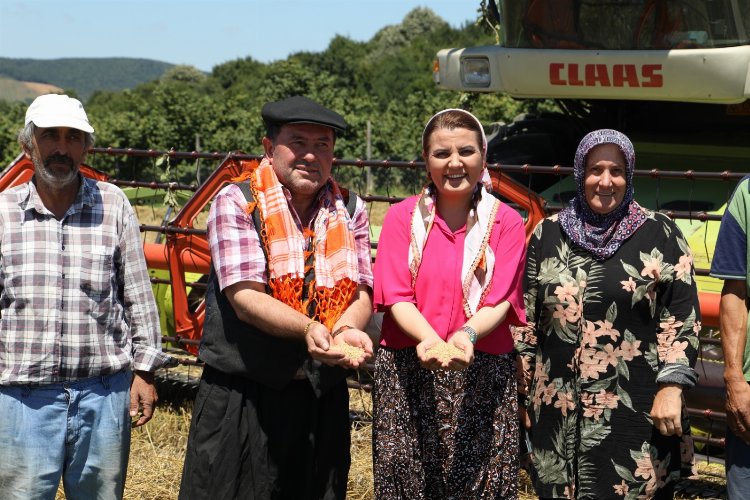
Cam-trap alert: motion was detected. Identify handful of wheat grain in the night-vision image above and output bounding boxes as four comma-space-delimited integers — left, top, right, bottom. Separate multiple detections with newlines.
425, 343, 465, 364
329, 344, 366, 361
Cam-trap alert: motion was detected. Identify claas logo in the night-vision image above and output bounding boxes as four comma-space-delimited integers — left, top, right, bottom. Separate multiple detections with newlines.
549, 63, 663, 88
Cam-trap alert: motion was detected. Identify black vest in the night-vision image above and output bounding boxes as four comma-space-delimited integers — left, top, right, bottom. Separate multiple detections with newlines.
198, 183, 358, 396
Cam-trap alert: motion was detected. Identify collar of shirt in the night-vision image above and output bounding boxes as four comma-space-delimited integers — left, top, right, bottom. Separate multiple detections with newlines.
280, 178, 335, 228
19, 174, 96, 217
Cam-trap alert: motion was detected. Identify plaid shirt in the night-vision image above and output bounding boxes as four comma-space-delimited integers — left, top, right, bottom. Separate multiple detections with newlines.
0, 176, 169, 385
208, 182, 374, 292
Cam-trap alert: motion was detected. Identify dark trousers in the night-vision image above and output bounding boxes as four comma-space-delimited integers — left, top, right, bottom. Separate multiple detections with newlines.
179, 365, 350, 500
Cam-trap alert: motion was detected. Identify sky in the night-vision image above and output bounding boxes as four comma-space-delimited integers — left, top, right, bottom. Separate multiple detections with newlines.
0, 0, 479, 72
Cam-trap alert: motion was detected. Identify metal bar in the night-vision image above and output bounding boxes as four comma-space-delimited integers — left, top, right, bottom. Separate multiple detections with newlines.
335, 158, 422, 169
691, 434, 726, 448
659, 211, 723, 222
484, 163, 747, 181
172, 358, 204, 367
87, 148, 749, 182
89, 147, 263, 162
347, 380, 373, 392
162, 335, 201, 346
111, 179, 197, 191
140, 224, 206, 236
150, 277, 207, 289
687, 407, 728, 420
361, 194, 405, 203
542, 204, 723, 221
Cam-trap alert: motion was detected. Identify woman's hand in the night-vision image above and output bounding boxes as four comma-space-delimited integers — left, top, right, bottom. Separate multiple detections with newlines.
415, 336, 445, 370
650, 383, 684, 436
444, 330, 475, 370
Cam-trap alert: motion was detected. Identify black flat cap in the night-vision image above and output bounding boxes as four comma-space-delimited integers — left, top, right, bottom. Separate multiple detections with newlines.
261, 96, 347, 134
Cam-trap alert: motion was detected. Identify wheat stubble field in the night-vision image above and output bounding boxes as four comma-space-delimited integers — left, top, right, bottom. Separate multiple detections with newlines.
53, 372, 728, 499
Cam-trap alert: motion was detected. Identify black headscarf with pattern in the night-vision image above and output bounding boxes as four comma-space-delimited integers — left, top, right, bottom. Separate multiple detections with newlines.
558, 129, 647, 260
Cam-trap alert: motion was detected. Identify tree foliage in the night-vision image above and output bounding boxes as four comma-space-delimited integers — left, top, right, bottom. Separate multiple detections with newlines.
0, 7, 549, 192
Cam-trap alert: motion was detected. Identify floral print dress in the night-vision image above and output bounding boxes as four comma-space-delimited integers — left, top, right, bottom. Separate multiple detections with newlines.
514, 211, 700, 500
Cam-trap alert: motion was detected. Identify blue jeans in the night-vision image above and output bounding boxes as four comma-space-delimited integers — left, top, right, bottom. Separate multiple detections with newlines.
0, 370, 132, 500
727, 425, 750, 500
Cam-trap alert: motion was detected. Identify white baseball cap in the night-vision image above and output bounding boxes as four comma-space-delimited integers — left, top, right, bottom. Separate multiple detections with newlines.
25, 94, 94, 133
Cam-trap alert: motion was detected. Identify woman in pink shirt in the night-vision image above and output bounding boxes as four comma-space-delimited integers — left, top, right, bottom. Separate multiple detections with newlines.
372, 108, 527, 499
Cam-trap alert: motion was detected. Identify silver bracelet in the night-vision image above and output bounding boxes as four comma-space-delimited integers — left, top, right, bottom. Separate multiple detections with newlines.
459, 326, 478, 344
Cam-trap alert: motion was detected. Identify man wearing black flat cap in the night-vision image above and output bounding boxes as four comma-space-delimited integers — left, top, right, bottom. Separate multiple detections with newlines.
180, 96, 374, 499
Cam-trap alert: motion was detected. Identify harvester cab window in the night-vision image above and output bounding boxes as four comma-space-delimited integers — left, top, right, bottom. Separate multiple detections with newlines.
500, 0, 750, 50
523, 0, 587, 49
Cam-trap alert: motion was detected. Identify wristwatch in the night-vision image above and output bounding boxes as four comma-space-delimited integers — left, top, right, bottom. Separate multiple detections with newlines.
459, 326, 478, 344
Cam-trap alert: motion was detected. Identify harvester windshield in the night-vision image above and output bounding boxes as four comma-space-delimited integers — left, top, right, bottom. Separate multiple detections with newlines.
502, 0, 750, 50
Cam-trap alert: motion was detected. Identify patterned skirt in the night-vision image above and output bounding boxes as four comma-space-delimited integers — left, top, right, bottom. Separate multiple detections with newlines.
372, 347, 519, 500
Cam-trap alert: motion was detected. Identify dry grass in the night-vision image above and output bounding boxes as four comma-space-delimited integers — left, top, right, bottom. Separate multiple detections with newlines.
122, 404, 192, 499
365, 200, 390, 228
0, 76, 62, 101
347, 387, 375, 500
51, 383, 727, 500
676, 460, 728, 499
348, 421, 375, 500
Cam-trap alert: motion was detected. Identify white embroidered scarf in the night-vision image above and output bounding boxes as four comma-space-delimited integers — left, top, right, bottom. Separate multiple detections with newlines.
408, 185, 500, 316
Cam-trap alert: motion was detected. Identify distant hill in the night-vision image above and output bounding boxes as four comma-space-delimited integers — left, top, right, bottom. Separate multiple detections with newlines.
0, 76, 62, 102
0, 57, 175, 101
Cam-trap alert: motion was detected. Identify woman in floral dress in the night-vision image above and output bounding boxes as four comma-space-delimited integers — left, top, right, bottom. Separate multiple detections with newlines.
372, 109, 527, 499
515, 129, 700, 499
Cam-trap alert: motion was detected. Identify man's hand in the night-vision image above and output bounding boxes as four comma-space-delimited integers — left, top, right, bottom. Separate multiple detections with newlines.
726, 378, 750, 444
304, 321, 346, 366
332, 328, 373, 369
650, 383, 684, 436
719, 280, 750, 444
130, 370, 158, 427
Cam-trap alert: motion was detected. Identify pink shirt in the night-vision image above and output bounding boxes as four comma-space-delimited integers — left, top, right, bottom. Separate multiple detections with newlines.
373, 195, 526, 355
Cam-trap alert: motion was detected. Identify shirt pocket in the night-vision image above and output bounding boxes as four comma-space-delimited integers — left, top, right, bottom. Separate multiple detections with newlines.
79, 246, 114, 303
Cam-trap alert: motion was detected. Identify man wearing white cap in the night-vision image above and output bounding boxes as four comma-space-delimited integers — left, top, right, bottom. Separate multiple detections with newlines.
0, 94, 170, 499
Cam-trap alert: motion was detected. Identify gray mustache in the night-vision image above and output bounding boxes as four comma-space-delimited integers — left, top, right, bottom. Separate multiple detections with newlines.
45, 154, 74, 167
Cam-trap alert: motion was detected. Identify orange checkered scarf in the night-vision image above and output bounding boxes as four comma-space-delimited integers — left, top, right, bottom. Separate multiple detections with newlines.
234, 158, 359, 329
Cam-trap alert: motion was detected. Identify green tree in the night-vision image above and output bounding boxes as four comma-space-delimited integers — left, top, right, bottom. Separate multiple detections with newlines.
1, 6, 551, 195
0, 100, 27, 166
